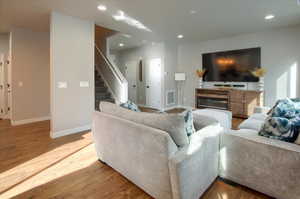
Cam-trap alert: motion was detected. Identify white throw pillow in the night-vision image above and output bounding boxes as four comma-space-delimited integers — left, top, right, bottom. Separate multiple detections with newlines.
238, 118, 265, 131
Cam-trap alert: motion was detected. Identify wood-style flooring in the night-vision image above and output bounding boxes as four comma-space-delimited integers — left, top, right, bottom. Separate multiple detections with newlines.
0, 116, 271, 199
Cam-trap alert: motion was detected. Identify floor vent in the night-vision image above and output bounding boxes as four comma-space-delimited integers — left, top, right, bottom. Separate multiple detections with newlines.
166, 90, 176, 106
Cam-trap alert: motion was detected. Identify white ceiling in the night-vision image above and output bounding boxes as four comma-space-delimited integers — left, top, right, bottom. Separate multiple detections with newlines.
1, 0, 300, 48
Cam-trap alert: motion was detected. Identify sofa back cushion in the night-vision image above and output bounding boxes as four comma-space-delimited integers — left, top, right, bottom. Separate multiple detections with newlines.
100, 102, 189, 147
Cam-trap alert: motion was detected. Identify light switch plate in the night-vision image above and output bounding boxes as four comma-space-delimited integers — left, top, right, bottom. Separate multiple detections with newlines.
58, 82, 67, 88
80, 81, 89, 88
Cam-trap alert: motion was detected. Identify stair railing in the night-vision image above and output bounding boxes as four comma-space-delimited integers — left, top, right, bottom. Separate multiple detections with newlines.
94, 44, 128, 104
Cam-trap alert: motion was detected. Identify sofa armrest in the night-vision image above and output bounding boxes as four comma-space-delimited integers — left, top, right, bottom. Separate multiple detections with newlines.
168, 124, 223, 199
92, 111, 178, 199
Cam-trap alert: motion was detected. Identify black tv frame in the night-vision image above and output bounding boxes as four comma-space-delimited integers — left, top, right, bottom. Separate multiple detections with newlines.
202, 47, 261, 83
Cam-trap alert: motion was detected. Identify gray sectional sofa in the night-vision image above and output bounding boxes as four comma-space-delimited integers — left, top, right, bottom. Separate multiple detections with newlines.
221, 112, 300, 199
92, 102, 300, 199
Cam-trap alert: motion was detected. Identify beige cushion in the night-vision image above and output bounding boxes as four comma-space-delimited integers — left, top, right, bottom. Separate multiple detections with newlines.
100, 102, 189, 147
192, 113, 218, 131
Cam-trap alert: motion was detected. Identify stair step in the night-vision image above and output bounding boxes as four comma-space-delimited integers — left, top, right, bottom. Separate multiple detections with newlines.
95, 87, 107, 92
94, 69, 115, 110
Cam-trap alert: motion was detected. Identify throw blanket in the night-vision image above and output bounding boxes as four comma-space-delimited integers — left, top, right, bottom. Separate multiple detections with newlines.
259, 98, 300, 143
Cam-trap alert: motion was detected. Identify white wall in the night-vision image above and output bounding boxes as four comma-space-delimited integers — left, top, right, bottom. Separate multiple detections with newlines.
178, 26, 300, 107
10, 28, 50, 124
50, 12, 94, 138
164, 42, 178, 108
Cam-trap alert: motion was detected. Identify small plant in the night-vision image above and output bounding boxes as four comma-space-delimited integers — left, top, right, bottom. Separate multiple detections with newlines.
196, 69, 206, 78
251, 68, 267, 77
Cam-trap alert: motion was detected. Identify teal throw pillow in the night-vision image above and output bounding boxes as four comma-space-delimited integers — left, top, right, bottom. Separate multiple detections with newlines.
120, 101, 141, 112
180, 110, 196, 137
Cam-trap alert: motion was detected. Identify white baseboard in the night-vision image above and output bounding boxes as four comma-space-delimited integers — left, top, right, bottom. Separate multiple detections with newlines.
50, 124, 91, 139
11, 116, 50, 126
177, 105, 195, 110
162, 105, 194, 112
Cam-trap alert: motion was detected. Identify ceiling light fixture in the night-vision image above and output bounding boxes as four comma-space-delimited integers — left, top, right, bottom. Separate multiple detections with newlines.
190, 10, 197, 14
113, 11, 126, 21
265, 14, 275, 20
119, 43, 124, 47
112, 10, 152, 32
97, 5, 107, 11
177, 35, 184, 39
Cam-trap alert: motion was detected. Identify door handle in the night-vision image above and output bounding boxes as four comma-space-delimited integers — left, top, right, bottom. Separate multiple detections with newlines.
146, 86, 150, 88
133, 85, 136, 88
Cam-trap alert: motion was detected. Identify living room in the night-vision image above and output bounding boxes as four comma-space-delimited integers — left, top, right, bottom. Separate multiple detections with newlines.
1, 0, 300, 199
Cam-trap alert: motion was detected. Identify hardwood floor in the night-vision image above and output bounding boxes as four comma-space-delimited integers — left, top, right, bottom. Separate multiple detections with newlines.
0, 118, 271, 199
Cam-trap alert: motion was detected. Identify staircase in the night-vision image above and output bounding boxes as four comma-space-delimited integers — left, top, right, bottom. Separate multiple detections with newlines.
95, 70, 114, 110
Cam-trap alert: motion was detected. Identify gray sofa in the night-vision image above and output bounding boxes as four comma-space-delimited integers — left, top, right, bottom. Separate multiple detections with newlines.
92, 102, 223, 199
220, 111, 300, 199
93, 102, 300, 199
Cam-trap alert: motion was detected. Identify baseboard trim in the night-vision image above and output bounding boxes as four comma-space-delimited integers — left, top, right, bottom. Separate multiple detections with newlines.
50, 124, 91, 139
11, 116, 50, 126
161, 105, 195, 112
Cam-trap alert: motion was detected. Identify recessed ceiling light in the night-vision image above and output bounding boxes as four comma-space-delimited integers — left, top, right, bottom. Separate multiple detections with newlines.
265, 14, 275, 20
97, 5, 107, 11
119, 43, 124, 47
177, 35, 184, 39
190, 10, 197, 14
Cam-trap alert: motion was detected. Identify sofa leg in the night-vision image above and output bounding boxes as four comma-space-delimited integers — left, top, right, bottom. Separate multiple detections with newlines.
98, 159, 107, 165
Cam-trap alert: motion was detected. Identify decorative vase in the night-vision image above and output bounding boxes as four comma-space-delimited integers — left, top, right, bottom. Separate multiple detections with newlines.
258, 77, 264, 91
198, 78, 203, 88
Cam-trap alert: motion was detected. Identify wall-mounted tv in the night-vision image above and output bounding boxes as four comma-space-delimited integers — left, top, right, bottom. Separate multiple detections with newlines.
202, 47, 261, 82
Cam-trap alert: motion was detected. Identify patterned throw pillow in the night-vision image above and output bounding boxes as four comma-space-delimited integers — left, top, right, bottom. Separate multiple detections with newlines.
259, 98, 300, 143
272, 98, 296, 118
120, 101, 141, 112
180, 110, 196, 137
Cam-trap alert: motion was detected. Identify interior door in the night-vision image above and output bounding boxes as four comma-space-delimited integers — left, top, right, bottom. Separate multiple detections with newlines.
0, 54, 7, 118
146, 58, 162, 109
125, 61, 138, 103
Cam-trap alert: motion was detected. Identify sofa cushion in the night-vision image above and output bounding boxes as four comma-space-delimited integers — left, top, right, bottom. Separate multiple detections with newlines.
249, 113, 267, 121
120, 100, 141, 112
192, 113, 219, 131
100, 102, 189, 147
238, 118, 265, 131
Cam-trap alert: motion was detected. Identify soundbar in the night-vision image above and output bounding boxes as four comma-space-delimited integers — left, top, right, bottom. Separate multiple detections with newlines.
213, 84, 246, 88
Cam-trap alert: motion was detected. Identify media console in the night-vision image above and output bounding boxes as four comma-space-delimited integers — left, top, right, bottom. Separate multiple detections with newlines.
195, 88, 263, 118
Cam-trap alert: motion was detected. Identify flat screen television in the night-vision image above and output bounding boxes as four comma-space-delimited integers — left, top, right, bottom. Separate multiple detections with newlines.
202, 47, 261, 82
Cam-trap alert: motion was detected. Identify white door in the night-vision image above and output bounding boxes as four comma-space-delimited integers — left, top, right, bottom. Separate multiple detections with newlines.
0, 54, 7, 118
146, 58, 162, 109
125, 61, 138, 103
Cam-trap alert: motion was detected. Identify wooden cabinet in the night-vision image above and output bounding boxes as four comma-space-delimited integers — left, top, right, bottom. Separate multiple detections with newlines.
196, 88, 263, 118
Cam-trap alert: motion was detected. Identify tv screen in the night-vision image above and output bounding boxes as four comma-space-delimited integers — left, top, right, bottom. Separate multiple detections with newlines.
202, 47, 261, 82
